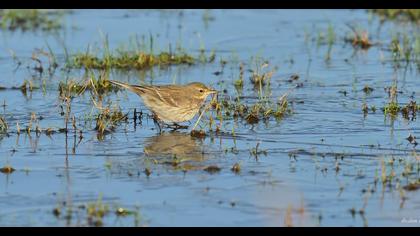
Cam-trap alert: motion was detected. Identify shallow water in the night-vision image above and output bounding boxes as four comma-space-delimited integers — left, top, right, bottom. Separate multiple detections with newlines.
0, 9, 419, 226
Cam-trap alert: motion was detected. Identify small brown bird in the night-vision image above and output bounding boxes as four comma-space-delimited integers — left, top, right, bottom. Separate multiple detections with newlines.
109, 80, 217, 130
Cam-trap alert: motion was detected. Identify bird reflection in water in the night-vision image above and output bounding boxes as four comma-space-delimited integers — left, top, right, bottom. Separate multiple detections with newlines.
143, 131, 209, 170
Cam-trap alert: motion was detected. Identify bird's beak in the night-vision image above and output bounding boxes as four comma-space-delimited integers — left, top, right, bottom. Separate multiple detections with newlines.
208, 89, 218, 94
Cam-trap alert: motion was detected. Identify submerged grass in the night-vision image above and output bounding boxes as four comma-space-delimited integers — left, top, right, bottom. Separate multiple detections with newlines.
67, 35, 214, 70
310, 21, 420, 71
233, 63, 245, 91
383, 102, 401, 117
314, 23, 336, 61
389, 33, 420, 67
53, 195, 142, 226
381, 85, 419, 120
371, 9, 420, 22
243, 96, 290, 124
383, 100, 420, 120
0, 9, 64, 31
199, 59, 293, 133
58, 72, 118, 98
344, 25, 375, 50
249, 59, 276, 88
95, 105, 128, 140
377, 154, 420, 198
382, 84, 419, 120
70, 51, 196, 70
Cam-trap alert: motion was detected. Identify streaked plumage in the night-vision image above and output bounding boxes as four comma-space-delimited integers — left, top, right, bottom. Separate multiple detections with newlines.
109, 80, 217, 124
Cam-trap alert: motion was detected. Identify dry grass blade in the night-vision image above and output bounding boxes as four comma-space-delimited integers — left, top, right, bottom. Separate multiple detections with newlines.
0, 116, 8, 134
191, 102, 212, 131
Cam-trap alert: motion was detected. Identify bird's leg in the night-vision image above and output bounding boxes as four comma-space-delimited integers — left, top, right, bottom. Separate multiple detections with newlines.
177, 123, 189, 129
156, 121, 162, 134
151, 113, 163, 134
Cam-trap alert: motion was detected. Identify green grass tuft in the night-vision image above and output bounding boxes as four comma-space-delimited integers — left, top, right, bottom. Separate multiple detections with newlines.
0, 9, 64, 31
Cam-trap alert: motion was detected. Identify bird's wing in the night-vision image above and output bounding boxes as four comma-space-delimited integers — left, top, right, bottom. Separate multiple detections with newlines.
110, 81, 193, 108
109, 80, 146, 94
144, 85, 188, 108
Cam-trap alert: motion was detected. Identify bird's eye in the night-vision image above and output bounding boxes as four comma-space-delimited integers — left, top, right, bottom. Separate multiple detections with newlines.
199, 89, 204, 93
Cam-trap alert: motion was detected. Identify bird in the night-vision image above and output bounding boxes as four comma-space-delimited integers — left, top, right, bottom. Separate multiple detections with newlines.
109, 80, 217, 131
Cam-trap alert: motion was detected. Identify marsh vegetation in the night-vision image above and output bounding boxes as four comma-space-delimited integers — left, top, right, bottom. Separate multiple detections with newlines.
0, 9, 419, 227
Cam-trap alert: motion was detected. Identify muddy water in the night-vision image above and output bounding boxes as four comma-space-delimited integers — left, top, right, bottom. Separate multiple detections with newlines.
0, 9, 419, 226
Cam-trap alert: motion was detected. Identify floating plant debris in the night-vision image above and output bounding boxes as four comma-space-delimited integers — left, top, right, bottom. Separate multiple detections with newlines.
203, 165, 221, 174
362, 85, 374, 94
0, 165, 15, 174
403, 179, 420, 191
231, 163, 241, 173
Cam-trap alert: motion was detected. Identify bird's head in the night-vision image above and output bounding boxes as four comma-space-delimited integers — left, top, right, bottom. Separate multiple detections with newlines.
187, 82, 217, 100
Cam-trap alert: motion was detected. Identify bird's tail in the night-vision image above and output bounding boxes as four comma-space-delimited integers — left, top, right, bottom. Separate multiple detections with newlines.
109, 80, 145, 94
